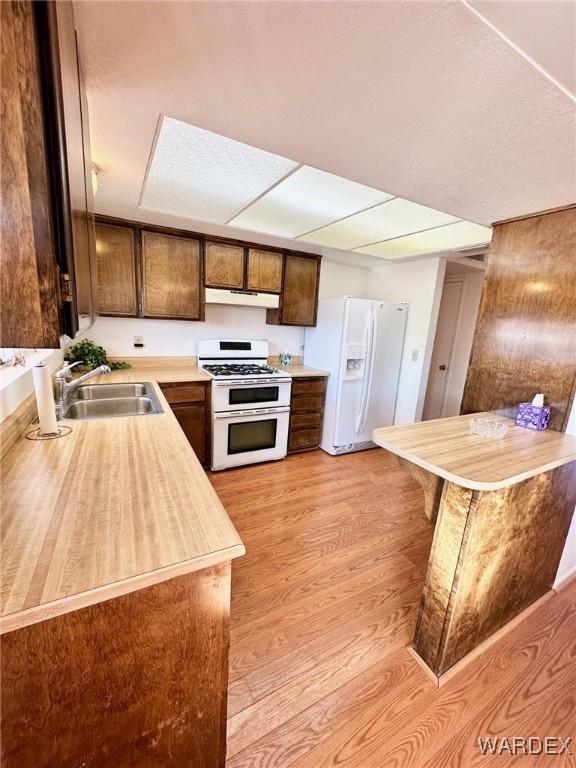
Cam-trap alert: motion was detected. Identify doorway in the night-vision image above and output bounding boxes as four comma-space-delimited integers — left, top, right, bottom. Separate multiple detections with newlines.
422, 260, 485, 420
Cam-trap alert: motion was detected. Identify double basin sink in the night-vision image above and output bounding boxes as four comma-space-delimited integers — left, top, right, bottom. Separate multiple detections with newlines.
63, 383, 163, 420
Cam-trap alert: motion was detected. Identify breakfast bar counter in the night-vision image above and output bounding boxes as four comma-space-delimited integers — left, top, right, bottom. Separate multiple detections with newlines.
373, 413, 576, 680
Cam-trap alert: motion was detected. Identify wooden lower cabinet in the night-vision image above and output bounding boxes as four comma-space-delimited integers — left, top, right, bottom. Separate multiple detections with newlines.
288, 377, 327, 453
0, 564, 231, 768
160, 382, 211, 467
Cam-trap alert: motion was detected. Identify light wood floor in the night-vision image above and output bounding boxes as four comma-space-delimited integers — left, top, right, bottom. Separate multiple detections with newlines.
210, 449, 576, 767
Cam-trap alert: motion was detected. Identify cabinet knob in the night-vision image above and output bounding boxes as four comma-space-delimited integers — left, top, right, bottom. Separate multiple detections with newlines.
439, 364, 447, 371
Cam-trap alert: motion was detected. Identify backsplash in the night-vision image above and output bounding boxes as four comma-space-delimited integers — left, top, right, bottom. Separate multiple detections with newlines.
77, 305, 305, 358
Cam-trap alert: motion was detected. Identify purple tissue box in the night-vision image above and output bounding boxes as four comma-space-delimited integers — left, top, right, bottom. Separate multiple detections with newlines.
516, 402, 551, 431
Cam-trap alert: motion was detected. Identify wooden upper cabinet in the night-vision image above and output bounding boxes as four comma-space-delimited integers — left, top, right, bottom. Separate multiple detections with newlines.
205, 242, 245, 289
94, 223, 137, 316
247, 249, 283, 294
0, 0, 61, 348
141, 232, 203, 320
269, 253, 321, 326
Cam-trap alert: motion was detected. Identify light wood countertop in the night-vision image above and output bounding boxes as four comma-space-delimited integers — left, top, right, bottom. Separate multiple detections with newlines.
107, 356, 328, 379
273, 364, 329, 378
1, 376, 244, 634
373, 413, 576, 491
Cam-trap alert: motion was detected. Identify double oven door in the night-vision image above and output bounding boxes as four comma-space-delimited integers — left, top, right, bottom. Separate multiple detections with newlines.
211, 378, 291, 470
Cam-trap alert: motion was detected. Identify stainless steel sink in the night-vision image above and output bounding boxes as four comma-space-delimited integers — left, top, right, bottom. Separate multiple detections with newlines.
62, 383, 163, 420
73, 383, 151, 400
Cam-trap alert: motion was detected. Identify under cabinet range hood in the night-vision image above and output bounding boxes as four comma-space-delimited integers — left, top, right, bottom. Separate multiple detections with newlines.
205, 288, 279, 309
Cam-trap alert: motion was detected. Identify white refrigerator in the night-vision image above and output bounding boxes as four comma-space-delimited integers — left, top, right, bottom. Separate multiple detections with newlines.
304, 297, 407, 455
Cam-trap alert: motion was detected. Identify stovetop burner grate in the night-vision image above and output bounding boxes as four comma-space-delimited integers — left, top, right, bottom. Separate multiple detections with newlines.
203, 363, 280, 377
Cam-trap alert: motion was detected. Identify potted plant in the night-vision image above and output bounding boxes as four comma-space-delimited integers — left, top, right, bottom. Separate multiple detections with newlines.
64, 340, 131, 371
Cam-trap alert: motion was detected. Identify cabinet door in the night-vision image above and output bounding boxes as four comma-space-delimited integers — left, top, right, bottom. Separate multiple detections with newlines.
205, 242, 245, 289
280, 254, 320, 326
0, 0, 60, 348
247, 249, 283, 293
171, 403, 208, 466
142, 232, 203, 320
95, 223, 137, 316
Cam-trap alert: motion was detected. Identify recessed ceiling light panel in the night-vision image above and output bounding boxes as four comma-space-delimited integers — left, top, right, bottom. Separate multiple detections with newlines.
298, 198, 460, 250
229, 166, 393, 238
355, 221, 492, 259
140, 116, 298, 223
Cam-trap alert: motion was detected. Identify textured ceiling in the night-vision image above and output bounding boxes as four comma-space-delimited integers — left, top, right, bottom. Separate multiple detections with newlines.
468, 1, 576, 98
75, 0, 576, 266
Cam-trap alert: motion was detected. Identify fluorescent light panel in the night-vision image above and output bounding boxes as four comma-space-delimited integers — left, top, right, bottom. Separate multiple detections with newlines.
298, 198, 460, 250
141, 116, 298, 223
355, 221, 492, 259
229, 166, 393, 238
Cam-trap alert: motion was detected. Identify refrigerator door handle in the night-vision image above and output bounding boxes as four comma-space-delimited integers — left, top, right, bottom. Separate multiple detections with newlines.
359, 304, 378, 434
355, 305, 376, 433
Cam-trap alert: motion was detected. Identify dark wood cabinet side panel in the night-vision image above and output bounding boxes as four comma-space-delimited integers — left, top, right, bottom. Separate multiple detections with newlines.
0, 565, 231, 768
461, 206, 576, 431
0, 0, 60, 348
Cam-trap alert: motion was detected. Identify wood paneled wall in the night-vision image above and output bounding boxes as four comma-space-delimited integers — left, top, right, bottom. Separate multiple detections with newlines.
0, 0, 60, 348
461, 206, 576, 431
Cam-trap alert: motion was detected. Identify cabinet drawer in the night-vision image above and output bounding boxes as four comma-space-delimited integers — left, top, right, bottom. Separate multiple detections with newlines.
291, 396, 324, 413
291, 378, 326, 396
290, 412, 322, 430
288, 429, 321, 452
160, 383, 207, 404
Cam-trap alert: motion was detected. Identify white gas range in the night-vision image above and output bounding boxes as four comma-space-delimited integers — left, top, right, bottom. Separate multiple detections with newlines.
198, 340, 292, 471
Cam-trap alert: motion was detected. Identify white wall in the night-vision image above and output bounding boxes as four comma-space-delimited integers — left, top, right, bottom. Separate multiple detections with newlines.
0, 348, 64, 422
555, 399, 576, 587
78, 306, 305, 359
364, 257, 446, 424
318, 260, 368, 299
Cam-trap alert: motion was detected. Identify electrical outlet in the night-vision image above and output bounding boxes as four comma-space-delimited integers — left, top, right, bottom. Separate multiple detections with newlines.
411, 349, 419, 362
134, 336, 144, 348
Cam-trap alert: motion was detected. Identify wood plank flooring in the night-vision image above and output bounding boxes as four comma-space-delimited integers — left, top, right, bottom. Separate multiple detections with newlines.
210, 449, 576, 767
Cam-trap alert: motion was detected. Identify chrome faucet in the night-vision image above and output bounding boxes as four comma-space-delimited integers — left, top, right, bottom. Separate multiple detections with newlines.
54, 361, 111, 418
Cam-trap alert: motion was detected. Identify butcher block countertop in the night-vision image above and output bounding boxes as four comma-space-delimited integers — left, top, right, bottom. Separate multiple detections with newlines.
1, 374, 244, 635
373, 413, 576, 492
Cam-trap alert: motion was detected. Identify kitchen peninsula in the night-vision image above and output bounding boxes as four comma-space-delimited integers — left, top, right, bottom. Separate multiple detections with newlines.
374, 413, 576, 681
0, 374, 244, 767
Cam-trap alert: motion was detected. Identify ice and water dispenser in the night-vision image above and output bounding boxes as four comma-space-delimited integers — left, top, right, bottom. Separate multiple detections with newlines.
343, 343, 366, 380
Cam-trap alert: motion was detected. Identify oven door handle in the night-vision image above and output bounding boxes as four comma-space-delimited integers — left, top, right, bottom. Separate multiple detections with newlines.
214, 379, 291, 386
214, 406, 291, 419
